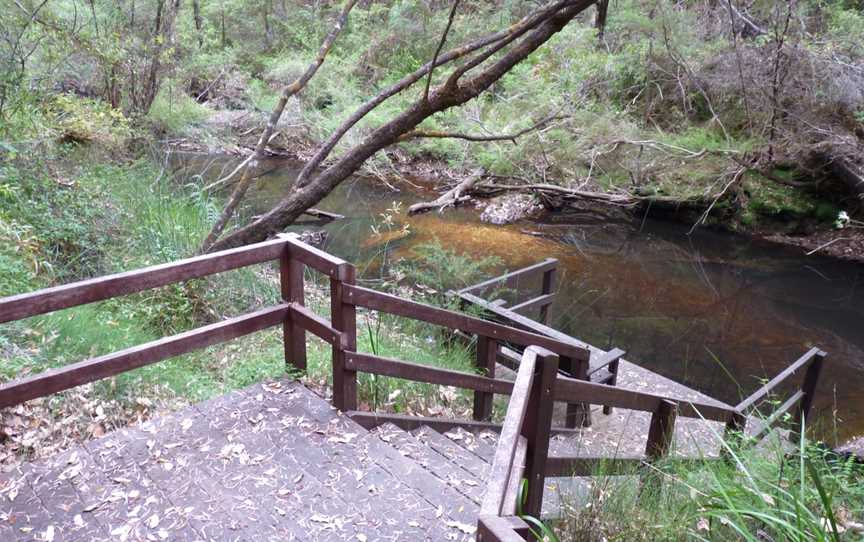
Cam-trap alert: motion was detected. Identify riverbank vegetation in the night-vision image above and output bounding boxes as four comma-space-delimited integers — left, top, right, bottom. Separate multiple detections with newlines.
3, 0, 863, 255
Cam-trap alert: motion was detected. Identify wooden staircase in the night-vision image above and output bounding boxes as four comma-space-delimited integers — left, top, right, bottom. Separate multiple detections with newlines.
1, 379, 493, 541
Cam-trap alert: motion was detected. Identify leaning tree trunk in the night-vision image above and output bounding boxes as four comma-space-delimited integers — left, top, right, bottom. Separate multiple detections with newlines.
207, 0, 595, 252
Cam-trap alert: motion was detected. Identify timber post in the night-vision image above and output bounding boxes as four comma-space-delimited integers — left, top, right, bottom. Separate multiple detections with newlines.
539, 266, 556, 325
793, 350, 827, 437
280, 240, 307, 373
473, 335, 497, 421
521, 348, 558, 518
331, 262, 358, 411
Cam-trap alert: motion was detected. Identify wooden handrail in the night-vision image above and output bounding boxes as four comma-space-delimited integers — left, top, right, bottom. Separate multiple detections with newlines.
288, 303, 341, 345
0, 304, 289, 408
342, 284, 589, 361
457, 258, 557, 295
0, 237, 290, 324
552, 373, 735, 422
481, 348, 538, 516
344, 352, 515, 395
508, 293, 555, 314
735, 347, 824, 412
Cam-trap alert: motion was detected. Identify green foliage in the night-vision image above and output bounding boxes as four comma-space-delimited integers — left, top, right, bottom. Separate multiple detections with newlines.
51, 94, 131, 144
558, 431, 864, 541
400, 239, 502, 298
145, 84, 209, 134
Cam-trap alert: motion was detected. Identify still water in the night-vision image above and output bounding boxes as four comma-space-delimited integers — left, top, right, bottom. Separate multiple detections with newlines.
183, 155, 864, 444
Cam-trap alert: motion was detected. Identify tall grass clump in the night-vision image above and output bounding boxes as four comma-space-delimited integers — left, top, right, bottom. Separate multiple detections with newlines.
558, 425, 864, 541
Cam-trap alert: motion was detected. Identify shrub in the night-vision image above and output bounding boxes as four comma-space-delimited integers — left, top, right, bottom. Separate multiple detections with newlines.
145, 84, 209, 134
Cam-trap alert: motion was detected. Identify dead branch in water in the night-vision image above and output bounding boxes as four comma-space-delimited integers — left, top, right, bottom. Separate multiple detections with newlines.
407, 174, 480, 215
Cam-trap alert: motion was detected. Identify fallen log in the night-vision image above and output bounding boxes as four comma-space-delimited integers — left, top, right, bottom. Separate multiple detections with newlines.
302, 208, 345, 221
407, 175, 480, 215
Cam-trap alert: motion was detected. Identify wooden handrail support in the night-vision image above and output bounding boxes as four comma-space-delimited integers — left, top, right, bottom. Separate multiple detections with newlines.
0, 237, 304, 408
482, 347, 539, 517
735, 347, 825, 413
0, 237, 291, 324
730, 347, 827, 442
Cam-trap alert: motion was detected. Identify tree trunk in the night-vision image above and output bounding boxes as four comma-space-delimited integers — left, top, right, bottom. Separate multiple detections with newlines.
193, 0, 204, 47
207, 0, 595, 252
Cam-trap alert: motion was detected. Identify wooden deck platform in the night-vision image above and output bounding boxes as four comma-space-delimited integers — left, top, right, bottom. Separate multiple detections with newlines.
0, 379, 485, 542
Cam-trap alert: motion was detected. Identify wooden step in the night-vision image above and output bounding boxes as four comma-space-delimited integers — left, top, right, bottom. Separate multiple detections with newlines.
411, 425, 491, 481
441, 427, 499, 463
256, 381, 477, 541
372, 423, 485, 504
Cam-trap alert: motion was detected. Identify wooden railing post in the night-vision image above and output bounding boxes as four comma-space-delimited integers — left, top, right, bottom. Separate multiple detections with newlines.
331, 262, 358, 411
793, 350, 826, 435
474, 336, 497, 421
280, 245, 307, 373
521, 348, 558, 518
721, 410, 747, 462
538, 267, 555, 325
645, 399, 677, 461
560, 355, 591, 428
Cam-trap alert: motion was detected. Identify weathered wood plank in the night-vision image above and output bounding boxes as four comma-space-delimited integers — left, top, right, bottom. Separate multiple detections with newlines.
344, 351, 515, 395
0, 237, 288, 324
0, 304, 289, 408
344, 285, 590, 361
481, 349, 537, 516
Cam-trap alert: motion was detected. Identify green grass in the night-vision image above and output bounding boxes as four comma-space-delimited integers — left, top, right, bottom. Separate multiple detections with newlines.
556, 426, 864, 542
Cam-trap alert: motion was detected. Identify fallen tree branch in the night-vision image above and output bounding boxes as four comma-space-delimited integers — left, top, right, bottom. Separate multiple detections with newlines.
200, 0, 358, 252
806, 237, 849, 256
408, 174, 480, 215
302, 208, 344, 221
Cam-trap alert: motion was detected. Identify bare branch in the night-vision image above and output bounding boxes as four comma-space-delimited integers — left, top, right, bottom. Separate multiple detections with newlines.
292, 0, 573, 189
424, 0, 461, 103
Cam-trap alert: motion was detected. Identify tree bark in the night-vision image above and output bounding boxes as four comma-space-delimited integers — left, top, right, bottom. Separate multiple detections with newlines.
207, 0, 596, 252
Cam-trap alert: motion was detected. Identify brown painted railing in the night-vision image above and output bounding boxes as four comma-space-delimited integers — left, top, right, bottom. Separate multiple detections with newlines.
0, 236, 829, 542
0, 237, 294, 408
